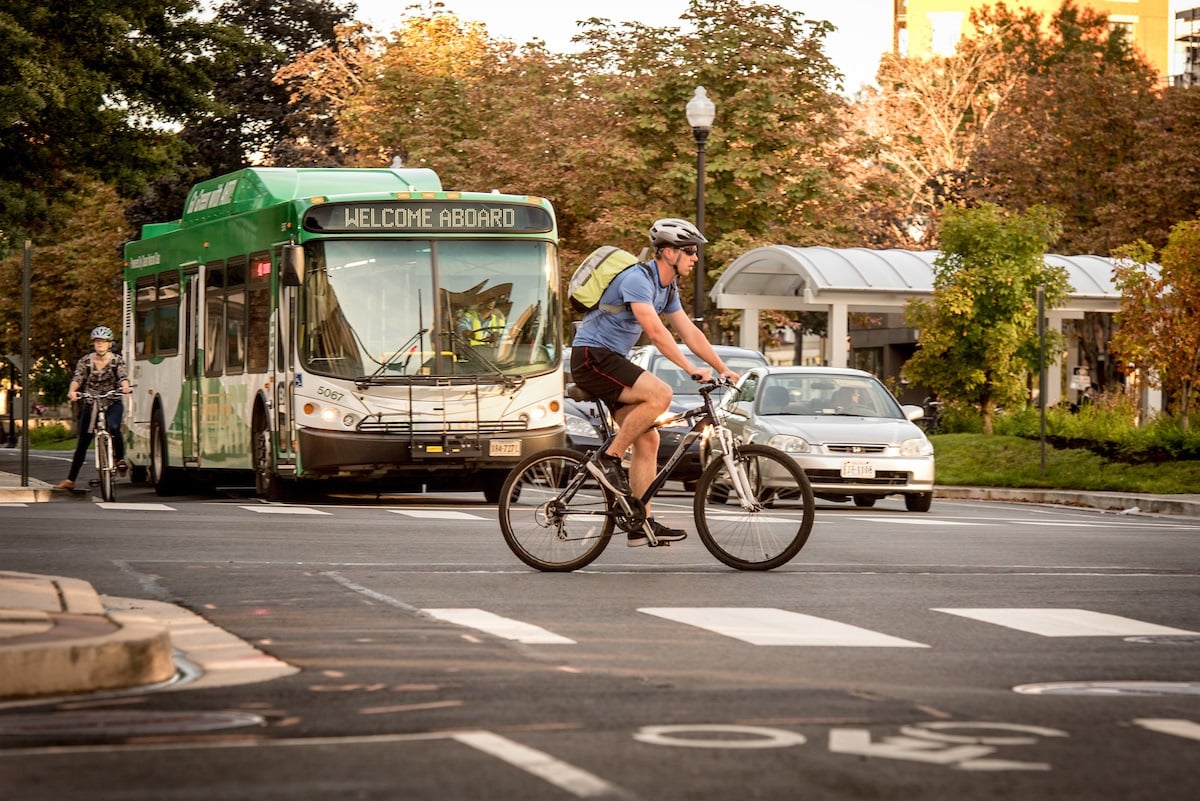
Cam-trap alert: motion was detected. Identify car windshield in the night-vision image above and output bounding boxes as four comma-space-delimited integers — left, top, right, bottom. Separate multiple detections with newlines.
301, 239, 559, 381
756, 375, 905, 419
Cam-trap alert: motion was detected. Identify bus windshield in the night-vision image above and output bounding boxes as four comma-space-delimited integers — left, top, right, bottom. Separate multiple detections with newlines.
302, 239, 559, 382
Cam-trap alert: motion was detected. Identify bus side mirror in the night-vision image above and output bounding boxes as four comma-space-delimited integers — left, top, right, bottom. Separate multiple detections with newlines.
281, 244, 304, 286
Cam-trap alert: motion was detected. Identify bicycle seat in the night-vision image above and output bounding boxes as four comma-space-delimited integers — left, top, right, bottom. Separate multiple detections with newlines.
566, 383, 600, 403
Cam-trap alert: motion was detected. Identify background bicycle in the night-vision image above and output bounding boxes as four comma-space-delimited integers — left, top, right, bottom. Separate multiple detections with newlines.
79, 389, 125, 502
498, 378, 815, 572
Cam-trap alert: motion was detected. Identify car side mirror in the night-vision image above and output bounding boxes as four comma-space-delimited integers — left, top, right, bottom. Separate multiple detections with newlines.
902, 404, 924, 422
728, 401, 752, 418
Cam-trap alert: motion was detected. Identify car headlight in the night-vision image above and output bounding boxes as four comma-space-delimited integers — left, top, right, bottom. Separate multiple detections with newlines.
565, 415, 602, 438
900, 436, 934, 457
768, 434, 811, 453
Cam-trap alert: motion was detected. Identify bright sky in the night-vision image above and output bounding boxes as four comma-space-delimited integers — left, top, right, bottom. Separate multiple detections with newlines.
351, 0, 894, 93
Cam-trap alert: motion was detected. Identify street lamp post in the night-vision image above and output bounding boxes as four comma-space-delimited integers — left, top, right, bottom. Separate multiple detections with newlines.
686, 86, 715, 326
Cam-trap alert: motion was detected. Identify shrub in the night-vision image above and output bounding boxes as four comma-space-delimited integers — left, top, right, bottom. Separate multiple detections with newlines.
28, 424, 73, 447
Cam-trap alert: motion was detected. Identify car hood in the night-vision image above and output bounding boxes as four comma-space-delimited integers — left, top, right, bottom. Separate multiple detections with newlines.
755, 415, 925, 446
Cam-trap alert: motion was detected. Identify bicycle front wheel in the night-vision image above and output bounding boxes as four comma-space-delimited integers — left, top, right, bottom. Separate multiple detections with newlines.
498, 449, 615, 572
96, 434, 116, 503
694, 444, 814, 570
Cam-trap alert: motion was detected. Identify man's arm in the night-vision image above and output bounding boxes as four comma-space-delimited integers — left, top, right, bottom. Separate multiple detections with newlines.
664, 308, 740, 383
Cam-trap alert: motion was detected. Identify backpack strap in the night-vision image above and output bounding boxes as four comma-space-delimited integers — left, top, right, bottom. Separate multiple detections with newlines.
598, 262, 676, 315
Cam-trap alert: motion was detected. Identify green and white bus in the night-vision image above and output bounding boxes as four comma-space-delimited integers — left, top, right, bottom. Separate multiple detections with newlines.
123, 167, 564, 500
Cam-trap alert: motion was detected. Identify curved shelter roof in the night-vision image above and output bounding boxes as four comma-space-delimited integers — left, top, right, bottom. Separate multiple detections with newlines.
711, 246, 1123, 313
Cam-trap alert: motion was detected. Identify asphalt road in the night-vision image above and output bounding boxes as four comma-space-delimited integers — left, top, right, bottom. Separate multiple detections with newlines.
0, 464, 1197, 800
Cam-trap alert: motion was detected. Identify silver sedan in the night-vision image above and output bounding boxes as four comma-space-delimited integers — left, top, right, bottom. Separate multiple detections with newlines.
709, 366, 935, 512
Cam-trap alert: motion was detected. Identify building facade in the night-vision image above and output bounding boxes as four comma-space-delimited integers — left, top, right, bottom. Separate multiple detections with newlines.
895, 0, 1172, 81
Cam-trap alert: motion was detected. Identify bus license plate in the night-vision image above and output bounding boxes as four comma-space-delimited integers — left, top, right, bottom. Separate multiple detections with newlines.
841, 460, 875, 479
490, 440, 521, 457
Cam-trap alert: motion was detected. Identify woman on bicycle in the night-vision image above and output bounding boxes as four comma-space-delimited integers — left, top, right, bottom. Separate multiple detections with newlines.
54, 326, 132, 491
570, 218, 739, 546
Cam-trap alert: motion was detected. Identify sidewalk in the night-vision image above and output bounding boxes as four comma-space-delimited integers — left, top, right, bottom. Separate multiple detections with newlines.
1, 469, 1197, 701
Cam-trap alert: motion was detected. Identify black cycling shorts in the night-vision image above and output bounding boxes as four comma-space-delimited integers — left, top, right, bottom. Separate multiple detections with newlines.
570, 346, 645, 413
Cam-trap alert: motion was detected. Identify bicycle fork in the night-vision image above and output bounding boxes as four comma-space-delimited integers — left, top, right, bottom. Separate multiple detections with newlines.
712, 427, 763, 511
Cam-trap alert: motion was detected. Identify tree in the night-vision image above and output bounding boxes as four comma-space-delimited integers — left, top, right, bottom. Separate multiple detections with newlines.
0, 180, 130, 370
967, 1, 1157, 253
1110, 222, 1200, 431
1099, 87, 1200, 252
128, 0, 356, 229
846, 42, 1020, 248
902, 204, 1068, 434
0, 1, 239, 254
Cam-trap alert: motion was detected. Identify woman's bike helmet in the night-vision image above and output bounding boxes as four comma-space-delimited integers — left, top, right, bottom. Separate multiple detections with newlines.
90, 326, 114, 341
649, 218, 708, 248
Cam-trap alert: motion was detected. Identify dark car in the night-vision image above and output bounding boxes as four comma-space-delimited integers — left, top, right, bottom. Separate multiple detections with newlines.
564, 344, 770, 485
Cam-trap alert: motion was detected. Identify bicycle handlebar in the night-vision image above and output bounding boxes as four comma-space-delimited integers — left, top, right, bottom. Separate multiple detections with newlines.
79, 390, 127, 402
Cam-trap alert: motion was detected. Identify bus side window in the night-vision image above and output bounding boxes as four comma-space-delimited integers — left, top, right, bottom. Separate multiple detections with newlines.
246, 252, 271, 372
135, 277, 156, 359
226, 257, 246, 374
205, 261, 225, 376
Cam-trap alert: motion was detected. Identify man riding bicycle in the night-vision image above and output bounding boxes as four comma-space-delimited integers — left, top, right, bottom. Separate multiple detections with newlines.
569, 219, 740, 546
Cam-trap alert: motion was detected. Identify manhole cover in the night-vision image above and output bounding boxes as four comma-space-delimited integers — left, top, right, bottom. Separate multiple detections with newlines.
1013, 681, 1200, 697
0, 710, 265, 737
1124, 635, 1200, 645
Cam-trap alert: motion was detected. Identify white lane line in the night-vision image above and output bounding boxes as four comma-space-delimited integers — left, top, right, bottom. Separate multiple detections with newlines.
422, 608, 577, 644
933, 608, 1199, 637
1132, 719, 1200, 742
390, 510, 488, 520
0, 727, 629, 799
843, 516, 985, 526
96, 502, 175, 511
240, 505, 331, 515
639, 608, 928, 647
452, 731, 624, 798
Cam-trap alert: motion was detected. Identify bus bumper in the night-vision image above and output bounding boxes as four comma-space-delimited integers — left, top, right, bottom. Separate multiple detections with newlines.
295, 425, 566, 477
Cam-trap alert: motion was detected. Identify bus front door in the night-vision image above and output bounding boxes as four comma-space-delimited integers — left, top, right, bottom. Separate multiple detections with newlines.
182, 269, 201, 467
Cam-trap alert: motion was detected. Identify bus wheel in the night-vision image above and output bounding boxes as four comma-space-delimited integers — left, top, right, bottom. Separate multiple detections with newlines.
253, 415, 281, 500
150, 411, 180, 496
480, 469, 507, 504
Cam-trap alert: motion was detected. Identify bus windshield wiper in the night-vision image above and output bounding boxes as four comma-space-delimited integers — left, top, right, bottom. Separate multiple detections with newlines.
448, 330, 525, 392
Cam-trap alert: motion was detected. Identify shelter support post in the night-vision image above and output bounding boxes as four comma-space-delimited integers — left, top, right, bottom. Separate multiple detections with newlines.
829, 302, 848, 367
738, 309, 760, 351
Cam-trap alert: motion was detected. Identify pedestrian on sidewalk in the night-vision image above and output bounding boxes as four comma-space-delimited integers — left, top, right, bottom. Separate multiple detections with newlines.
55, 326, 132, 491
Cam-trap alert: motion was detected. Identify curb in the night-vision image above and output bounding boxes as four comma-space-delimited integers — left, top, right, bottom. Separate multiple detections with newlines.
935, 486, 1200, 519
0, 572, 175, 699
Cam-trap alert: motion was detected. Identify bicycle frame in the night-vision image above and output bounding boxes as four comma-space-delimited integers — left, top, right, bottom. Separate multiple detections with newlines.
81, 390, 123, 501
565, 379, 750, 544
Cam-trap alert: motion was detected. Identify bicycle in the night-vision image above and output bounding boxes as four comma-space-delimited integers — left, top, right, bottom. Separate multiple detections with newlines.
497, 377, 816, 571
79, 389, 125, 502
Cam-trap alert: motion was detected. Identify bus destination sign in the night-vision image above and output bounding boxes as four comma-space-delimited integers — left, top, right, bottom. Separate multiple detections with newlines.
304, 201, 553, 234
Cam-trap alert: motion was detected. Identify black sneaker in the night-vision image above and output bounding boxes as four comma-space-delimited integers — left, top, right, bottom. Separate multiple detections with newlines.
628, 518, 688, 547
586, 451, 631, 496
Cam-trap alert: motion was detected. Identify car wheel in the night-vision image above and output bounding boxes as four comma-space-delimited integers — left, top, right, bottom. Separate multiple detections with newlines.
905, 492, 933, 512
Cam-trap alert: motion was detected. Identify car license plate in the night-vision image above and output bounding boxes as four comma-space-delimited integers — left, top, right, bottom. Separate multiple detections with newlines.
841, 460, 875, 479
489, 439, 521, 457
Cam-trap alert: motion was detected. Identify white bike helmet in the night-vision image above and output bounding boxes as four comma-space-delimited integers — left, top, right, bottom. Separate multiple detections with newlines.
649, 218, 708, 248
90, 326, 114, 341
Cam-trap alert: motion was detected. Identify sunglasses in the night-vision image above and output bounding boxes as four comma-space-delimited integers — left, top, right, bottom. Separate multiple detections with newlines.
676, 246, 698, 256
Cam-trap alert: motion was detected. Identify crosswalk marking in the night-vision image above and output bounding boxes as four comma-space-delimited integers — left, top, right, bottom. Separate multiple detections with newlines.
239, 505, 332, 515
933, 608, 1198, 637
97, 502, 175, 511
390, 510, 488, 520
422, 608, 576, 644
639, 607, 929, 647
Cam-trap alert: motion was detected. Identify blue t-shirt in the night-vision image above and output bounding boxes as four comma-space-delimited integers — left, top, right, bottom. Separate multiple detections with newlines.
570, 261, 682, 355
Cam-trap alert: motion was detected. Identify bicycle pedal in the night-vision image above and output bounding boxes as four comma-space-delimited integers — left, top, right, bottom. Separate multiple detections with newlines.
647, 539, 670, 548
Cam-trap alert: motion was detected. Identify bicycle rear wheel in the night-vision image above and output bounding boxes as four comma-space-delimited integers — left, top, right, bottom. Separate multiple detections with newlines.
498, 449, 615, 572
694, 444, 814, 570
96, 434, 116, 503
